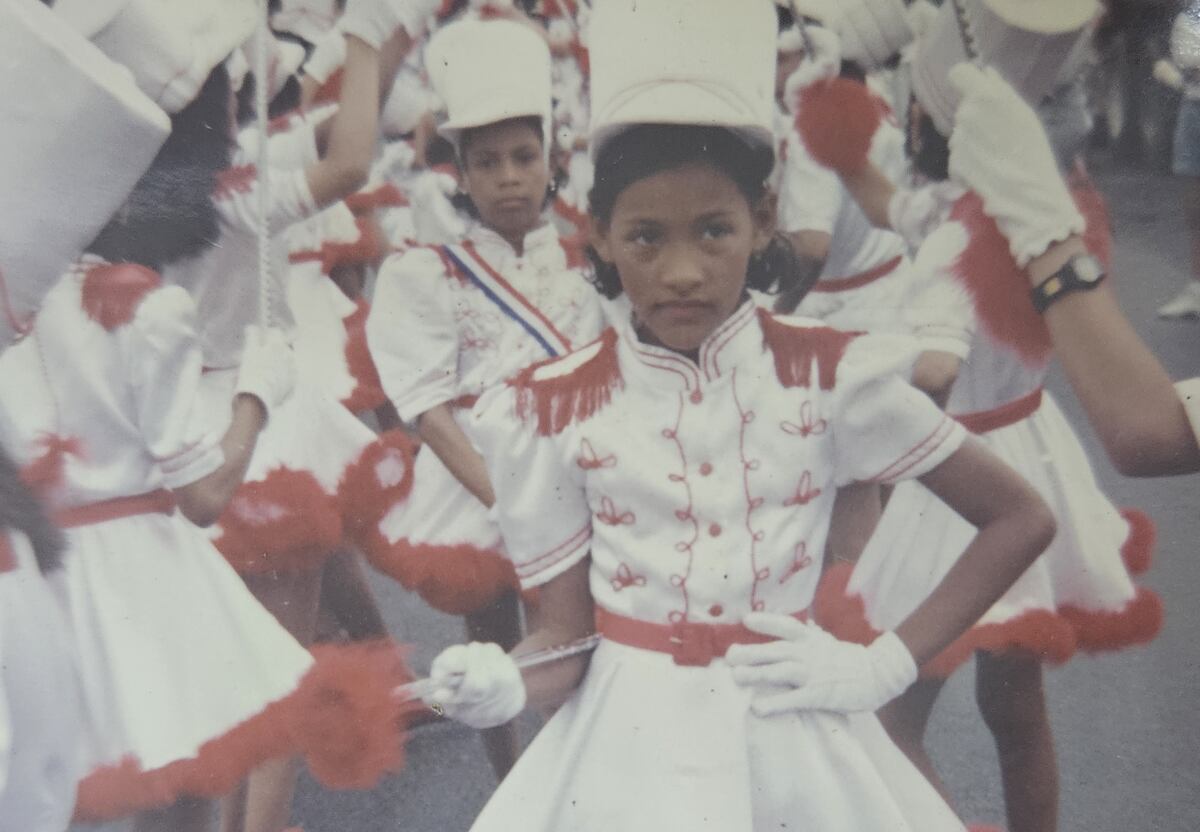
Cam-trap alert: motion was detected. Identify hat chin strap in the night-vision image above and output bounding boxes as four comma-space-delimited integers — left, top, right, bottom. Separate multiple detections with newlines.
254, 0, 276, 329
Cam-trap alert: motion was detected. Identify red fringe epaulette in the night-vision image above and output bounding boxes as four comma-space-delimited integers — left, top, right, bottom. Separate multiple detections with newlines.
80, 263, 162, 332
758, 309, 860, 391
794, 77, 882, 176
340, 298, 389, 413
510, 328, 623, 436
949, 192, 1052, 367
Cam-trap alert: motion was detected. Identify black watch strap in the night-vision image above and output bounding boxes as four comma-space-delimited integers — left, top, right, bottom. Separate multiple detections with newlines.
1030, 254, 1107, 313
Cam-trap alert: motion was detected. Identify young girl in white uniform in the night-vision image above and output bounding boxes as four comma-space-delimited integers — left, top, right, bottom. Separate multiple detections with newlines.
367, 15, 604, 777
421, 3, 1057, 829
789, 7, 1160, 829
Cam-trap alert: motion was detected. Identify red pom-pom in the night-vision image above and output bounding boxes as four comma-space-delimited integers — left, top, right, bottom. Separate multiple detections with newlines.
289, 641, 413, 789
794, 78, 882, 176
213, 467, 344, 574
339, 429, 416, 546
1119, 508, 1156, 576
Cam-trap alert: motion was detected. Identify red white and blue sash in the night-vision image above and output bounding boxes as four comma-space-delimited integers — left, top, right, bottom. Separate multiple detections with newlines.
441, 242, 573, 358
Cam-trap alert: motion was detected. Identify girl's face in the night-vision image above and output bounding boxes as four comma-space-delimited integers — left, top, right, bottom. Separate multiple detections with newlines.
592, 161, 773, 356
461, 119, 550, 244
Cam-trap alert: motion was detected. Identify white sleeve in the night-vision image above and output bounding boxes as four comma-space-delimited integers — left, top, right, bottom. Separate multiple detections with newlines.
1176, 378, 1200, 444
121, 286, 225, 489
831, 334, 967, 486
904, 221, 976, 359
367, 248, 460, 423
471, 385, 592, 589
778, 134, 843, 235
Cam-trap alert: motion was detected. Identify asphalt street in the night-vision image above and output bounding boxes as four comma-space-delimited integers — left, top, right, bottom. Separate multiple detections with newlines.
75, 156, 1200, 832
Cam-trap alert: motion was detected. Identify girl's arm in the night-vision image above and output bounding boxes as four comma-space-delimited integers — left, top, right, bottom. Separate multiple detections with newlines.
514, 558, 596, 710
840, 162, 896, 230
897, 438, 1056, 664
173, 395, 266, 527
1027, 238, 1200, 477
416, 404, 496, 507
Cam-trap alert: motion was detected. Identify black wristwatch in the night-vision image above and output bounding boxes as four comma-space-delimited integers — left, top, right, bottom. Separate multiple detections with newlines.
1030, 254, 1107, 313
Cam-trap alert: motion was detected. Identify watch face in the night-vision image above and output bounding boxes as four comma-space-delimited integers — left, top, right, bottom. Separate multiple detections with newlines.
1072, 255, 1105, 285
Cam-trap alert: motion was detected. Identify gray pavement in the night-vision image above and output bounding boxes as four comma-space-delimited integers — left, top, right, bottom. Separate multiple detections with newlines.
74, 158, 1200, 832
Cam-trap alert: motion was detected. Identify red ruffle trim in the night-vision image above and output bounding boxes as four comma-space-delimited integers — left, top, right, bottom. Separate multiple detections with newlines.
813, 555, 1162, 679
340, 298, 389, 413
1119, 508, 1156, 576
338, 428, 416, 550
73, 641, 414, 822
213, 467, 344, 574
363, 537, 518, 616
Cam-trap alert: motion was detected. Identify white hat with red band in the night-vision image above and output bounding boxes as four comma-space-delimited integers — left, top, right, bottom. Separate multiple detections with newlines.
0, 0, 169, 348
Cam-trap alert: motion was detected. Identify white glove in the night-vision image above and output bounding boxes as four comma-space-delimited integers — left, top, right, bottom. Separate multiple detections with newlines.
236, 326, 296, 419
947, 63, 1085, 267
427, 642, 526, 730
886, 185, 944, 252
340, 0, 439, 50
1153, 58, 1184, 90
782, 26, 843, 112
726, 613, 916, 716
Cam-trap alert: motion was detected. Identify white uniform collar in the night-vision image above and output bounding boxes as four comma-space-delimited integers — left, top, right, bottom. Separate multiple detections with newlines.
615, 298, 763, 393
465, 218, 559, 258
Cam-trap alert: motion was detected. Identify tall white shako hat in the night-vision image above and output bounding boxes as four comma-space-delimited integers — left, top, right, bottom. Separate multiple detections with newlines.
425, 17, 554, 153
0, 0, 169, 348
53, 0, 257, 114
910, 0, 1100, 136
588, 0, 778, 161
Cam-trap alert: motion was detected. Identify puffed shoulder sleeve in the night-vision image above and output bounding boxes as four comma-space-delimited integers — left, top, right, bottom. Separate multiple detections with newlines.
121, 285, 224, 489
471, 383, 592, 589
830, 333, 966, 486
367, 248, 460, 423
778, 134, 842, 235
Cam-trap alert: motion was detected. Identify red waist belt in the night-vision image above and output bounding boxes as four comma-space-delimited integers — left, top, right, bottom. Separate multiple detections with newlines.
954, 387, 1043, 434
596, 606, 809, 667
809, 255, 903, 294
55, 490, 176, 529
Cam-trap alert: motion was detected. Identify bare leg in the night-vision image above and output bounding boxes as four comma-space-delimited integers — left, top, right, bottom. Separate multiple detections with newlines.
465, 589, 524, 780
318, 550, 388, 641
222, 567, 324, 832
878, 676, 953, 804
975, 651, 1058, 832
135, 796, 214, 832
1186, 175, 1200, 284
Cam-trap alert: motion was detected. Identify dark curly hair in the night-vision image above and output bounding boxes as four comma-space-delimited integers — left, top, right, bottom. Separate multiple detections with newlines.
586, 124, 812, 302
88, 65, 235, 270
